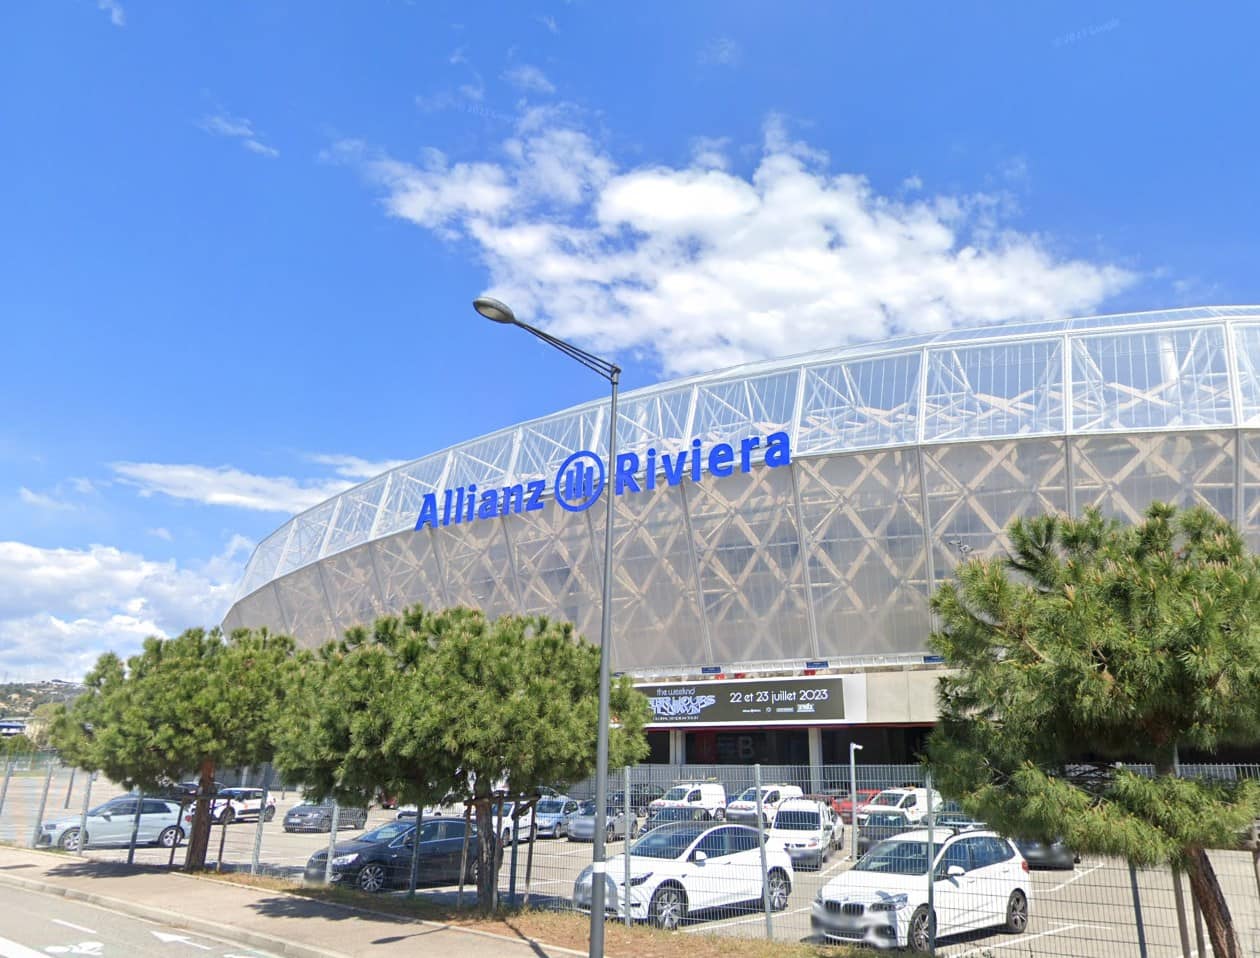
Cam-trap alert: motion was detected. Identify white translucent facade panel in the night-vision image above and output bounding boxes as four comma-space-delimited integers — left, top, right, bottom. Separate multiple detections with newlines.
1070, 327, 1233, 432
322, 475, 388, 557
1231, 325, 1260, 426
686, 467, 812, 665
1240, 434, 1260, 553
923, 440, 1068, 581
505, 499, 602, 641
1072, 432, 1235, 522
375, 456, 451, 539
321, 548, 385, 634
516, 406, 607, 484
371, 531, 449, 615
226, 583, 286, 635
617, 388, 693, 454
794, 452, 930, 658
607, 483, 707, 669
796, 352, 921, 454
921, 340, 1064, 441
275, 500, 336, 577
433, 516, 518, 614
692, 371, 800, 446
446, 429, 518, 490
237, 527, 291, 600
273, 564, 335, 647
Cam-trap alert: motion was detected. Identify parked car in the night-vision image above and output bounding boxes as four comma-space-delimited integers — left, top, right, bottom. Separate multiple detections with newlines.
575, 821, 794, 929
534, 797, 579, 838
203, 787, 276, 824
283, 803, 369, 833
39, 797, 184, 851
726, 784, 804, 827
834, 788, 881, 824
567, 800, 637, 842
647, 782, 727, 819
157, 780, 223, 802
609, 784, 666, 817
493, 801, 535, 845
768, 797, 843, 870
1014, 838, 1078, 870
303, 818, 479, 891
856, 810, 915, 856
639, 805, 713, 834
857, 788, 942, 826
935, 800, 985, 832
812, 829, 1030, 951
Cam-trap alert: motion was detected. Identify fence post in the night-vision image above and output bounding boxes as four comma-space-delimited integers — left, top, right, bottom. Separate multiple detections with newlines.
249, 768, 272, 875
407, 806, 424, 896
925, 769, 936, 958
1171, 867, 1192, 957
62, 768, 76, 809
77, 772, 95, 856
623, 765, 632, 927
508, 798, 520, 906
754, 764, 773, 939
848, 742, 862, 860
1128, 862, 1150, 958
456, 803, 472, 910
126, 787, 143, 865
322, 802, 341, 884
28, 762, 55, 849
1190, 886, 1206, 958
0, 759, 14, 819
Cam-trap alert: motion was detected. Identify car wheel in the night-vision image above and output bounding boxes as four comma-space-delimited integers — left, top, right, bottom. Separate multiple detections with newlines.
1005, 889, 1029, 934
58, 828, 84, 851
765, 868, 791, 911
908, 905, 934, 953
220, 807, 235, 826
263, 806, 276, 822
713, 808, 725, 820
356, 863, 387, 893
158, 826, 183, 848
606, 824, 616, 843
464, 858, 479, 885
649, 884, 687, 930
629, 821, 639, 839
502, 828, 512, 847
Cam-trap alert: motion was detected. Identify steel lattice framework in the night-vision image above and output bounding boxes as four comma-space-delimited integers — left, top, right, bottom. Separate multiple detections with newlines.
224, 306, 1260, 675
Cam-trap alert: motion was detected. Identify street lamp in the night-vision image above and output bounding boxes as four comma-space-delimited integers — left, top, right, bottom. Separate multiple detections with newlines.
474, 296, 621, 958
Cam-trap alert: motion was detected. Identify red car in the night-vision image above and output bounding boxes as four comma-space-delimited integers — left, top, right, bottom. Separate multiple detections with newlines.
833, 788, 880, 824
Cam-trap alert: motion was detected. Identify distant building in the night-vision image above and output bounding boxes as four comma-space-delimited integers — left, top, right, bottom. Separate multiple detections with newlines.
0, 719, 27, 738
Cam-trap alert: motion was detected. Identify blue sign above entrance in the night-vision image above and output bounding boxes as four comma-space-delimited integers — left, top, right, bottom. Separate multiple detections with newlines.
414, 431, 792, 530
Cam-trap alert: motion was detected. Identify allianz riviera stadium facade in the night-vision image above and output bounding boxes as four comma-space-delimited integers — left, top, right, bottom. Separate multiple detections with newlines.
224, 306, 1260, 764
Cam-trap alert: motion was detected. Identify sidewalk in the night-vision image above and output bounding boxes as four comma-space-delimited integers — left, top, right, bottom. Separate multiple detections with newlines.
0, 845, 585, 958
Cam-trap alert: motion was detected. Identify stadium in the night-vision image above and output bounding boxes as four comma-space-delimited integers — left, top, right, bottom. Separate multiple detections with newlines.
224, 306, 1260, 765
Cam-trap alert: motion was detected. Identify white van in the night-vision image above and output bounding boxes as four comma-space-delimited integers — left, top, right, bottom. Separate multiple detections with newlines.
725, 784, 804, 826
768, 797, 843, 870
856, 787, 942, 825
647, 782, 727, 818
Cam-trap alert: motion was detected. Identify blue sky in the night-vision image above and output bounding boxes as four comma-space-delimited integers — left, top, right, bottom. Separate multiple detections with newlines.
2, 1, 1257, 681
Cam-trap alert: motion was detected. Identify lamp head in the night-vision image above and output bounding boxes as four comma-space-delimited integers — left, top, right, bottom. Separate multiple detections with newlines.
473, 296, 517, 325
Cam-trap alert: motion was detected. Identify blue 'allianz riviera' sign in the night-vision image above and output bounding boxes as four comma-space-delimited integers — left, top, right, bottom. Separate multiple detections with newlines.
414, 431, 792, 530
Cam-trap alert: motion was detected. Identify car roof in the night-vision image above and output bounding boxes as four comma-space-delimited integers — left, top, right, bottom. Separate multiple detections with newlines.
884, 827, 1005, 843
777, 797, 824, 809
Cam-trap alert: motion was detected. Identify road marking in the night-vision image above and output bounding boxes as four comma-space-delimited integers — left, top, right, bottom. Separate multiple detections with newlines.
818, 856, 851, 877
49, 923, 95, 935
951, 922, 1085, 956
151, 931, 212, 950
43, 945, 103, 956
0, 937, 51, 958
1042, 863, 1102, 893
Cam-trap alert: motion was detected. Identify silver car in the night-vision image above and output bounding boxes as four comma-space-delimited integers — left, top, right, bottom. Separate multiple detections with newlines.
567, 800, 638, 842
39, 797, 184, 851
534, 798, 579, 838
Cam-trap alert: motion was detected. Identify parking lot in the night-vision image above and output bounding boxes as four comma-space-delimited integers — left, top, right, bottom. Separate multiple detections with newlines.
3, 769, 1260, 956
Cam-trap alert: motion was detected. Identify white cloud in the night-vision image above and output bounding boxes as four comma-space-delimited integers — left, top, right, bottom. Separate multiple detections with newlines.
96, 0, 125, 27
199, 111, 279, 159
112, 462, 356, 513
503, 65, 556, 94
306, 454, 410, 480
0, 536, 250, 682
147, 527, 173, 541
699, 36, 741, 67
19, 487, 77, 512
338, 113, 1136, 377
536, 14, 558, 34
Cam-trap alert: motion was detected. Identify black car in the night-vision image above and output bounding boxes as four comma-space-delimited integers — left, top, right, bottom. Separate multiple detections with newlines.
638, 805, 712, 834
283, 803, 369, 833
856, 809, 914, 855
609, 784, 667, 816
304, 817, 480, 892
935, 800, 985, 831
1015, 837, 1078, 869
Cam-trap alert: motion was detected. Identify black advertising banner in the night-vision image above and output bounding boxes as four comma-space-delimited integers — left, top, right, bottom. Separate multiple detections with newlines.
636, 676, 848, 727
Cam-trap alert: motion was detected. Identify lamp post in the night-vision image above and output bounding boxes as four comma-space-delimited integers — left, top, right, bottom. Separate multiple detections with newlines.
475, 297, 620, 958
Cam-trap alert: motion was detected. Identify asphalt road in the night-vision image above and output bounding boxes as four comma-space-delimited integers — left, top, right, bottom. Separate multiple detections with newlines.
0, 884, 279, 958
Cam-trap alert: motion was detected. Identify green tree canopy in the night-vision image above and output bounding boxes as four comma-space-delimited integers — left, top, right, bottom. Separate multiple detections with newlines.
1, 732, 35, 755
52, 626, 297, 870
928, 503, 1260, 958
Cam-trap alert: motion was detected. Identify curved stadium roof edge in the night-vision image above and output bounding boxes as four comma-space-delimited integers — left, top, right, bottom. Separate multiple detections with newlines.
230, 304, 1260, 608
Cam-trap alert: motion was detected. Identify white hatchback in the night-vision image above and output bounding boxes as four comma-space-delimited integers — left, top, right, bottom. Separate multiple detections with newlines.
575, 821, 794, 929
811, 829, 1030, 952
768, 797, 842, 870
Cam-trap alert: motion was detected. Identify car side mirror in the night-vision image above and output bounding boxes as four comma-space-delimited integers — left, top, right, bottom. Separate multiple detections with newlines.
692, 850, 708, 864
946, 864, 965, 878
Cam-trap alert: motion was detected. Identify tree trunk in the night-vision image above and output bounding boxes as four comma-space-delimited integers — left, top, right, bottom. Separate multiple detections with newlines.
1185, 846, 1242, 958
474, 797, 499, 914
184, 759, 216, 871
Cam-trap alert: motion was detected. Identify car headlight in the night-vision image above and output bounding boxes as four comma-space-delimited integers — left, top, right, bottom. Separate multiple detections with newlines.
331, 853, 359, 866
870, 894, 909, 912
627, 872, 653, 886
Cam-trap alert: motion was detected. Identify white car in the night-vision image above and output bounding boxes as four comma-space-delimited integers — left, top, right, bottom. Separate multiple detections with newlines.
647, 782, 727, 819
725, 784, 803, 826
39, 797, 184, 851
768, 797, 842, 870
574, 821, 793, 930
204, 787, 277, 824
811, 829, 1030, 952
857, 787, 942, 826
494, 801, 535, 845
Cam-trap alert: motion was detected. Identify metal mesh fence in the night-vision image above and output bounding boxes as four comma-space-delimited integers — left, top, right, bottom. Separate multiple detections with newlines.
2, 753, 1259, 955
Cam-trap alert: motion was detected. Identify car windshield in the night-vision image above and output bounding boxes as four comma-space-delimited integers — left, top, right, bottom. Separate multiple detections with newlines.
867, 812, 909, 827
537, 800, 563, 814
774, 810, 820, 829
855, 839, 931, 876
869, 790, 908, 807
576, 801, 597, 816
630, 823, 708, 859
661, 786, 691, 801
735, 787, 765, 802
361, 821, 414, 844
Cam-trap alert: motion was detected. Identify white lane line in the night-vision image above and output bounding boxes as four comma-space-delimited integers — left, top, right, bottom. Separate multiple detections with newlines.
1042, 863, 1103, 893
951, 922, 1085, 957
818, 856, 850, 877
0, 935, 48, 958
682, 905, 811, 933
50, 920, 97, 934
